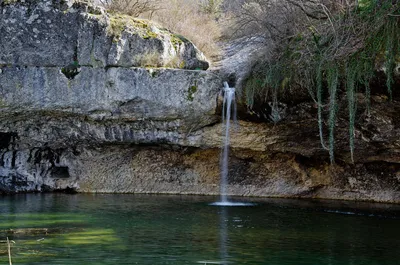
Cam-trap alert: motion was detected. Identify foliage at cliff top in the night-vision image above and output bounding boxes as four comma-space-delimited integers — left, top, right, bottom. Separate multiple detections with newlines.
242, 0, 400, 163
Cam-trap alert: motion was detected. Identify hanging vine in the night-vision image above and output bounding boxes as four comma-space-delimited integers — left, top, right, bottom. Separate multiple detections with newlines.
346, 58, 358, 163
326, 63, 339, 163
241, 1, 400, 163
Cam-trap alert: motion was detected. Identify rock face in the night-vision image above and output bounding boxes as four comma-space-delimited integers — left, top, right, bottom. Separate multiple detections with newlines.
0, 0, 400, 204
0, 0, 209, 69
0, 0, 220, 192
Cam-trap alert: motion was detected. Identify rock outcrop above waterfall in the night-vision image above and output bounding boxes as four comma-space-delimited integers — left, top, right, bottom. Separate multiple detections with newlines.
0, 0, 209, 70
0, 0, 220, 148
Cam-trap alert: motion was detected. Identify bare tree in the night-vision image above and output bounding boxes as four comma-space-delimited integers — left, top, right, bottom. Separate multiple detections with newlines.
228, 0, 344, 42
199, 0, 224, 18
99, 0, 160, 17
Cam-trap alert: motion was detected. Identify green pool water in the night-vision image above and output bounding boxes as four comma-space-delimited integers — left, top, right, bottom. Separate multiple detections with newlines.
1, 194, 400, 264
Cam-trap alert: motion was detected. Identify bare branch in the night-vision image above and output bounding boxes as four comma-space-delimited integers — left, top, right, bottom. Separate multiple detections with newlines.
99, 0, 160, 17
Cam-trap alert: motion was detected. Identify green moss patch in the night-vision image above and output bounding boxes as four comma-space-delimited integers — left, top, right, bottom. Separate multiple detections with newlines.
107, 14, 159, 41
187, 84, 198, 101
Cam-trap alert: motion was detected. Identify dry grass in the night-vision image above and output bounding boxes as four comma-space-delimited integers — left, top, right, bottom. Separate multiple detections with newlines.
165, 55, 185, 69
134, 51, 162, 67
149, 0, 222, 60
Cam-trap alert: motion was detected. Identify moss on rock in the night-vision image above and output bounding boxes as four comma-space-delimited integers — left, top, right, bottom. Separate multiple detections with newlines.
187, 84, 198, 101
107, 14, 159, 41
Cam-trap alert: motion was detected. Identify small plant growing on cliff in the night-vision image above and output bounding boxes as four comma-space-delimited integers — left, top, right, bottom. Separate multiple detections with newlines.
61, 61, 80, 80
187, 84, 198, 101
107, 14, 159, 42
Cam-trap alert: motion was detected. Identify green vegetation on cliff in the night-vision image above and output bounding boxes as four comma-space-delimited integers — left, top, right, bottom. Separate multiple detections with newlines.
243, 1, 400, 163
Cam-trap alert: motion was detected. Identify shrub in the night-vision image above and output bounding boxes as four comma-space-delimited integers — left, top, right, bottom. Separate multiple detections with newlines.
240, 0, 400, 163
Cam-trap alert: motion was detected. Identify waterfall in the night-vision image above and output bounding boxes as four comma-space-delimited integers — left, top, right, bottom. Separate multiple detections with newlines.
220, 81, 236, 203
210, 82, 254, 207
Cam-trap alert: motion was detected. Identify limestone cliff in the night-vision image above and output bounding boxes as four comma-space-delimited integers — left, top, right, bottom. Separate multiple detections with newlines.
0, 0, 399, 204
0, 0, 221, 192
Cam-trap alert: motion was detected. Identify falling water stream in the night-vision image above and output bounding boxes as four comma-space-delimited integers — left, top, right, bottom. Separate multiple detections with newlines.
220, 81, 235, 203
210, 82, 254, 207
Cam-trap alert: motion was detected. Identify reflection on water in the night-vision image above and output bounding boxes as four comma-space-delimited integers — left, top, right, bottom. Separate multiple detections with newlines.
1, 194, 400, 264
220, 207, 228, 264
209, 198, 257, 264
